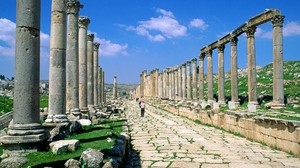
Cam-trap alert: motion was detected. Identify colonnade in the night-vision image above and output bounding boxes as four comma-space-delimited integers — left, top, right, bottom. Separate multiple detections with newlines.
135, 9, 285, 110
0, 0, 106, 155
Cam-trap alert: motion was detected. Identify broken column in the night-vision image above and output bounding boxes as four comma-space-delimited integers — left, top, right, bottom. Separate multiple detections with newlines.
0, 0, 47, 155
78, 16, 90, 114
272, 15, 285, 108
46, 0, 69, 123
66, 0, 82, 114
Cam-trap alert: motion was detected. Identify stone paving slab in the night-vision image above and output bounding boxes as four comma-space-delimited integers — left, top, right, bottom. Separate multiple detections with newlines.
125, 101, 300, 168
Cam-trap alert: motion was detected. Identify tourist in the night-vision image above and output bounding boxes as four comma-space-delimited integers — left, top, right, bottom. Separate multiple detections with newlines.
139, 98, 145, 117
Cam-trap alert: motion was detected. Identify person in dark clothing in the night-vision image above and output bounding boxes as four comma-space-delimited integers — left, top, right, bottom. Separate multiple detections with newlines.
139, 98, 145, 117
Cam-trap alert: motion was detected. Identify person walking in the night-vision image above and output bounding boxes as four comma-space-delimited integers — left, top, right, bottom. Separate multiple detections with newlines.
139, 98, 145, 117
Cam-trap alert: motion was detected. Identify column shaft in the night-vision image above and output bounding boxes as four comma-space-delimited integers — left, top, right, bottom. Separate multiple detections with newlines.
93, 43, 100, 107
230, 37, 239, 103
272, 15, 285, 107
192, 58, 197, 100
178, 66, 182, 100
182, 64, 186, 100
87, 34, 94, 108
218, 45, 225, 104
186, 61, 191, 100
198, 56, 204, 101
78, 16, 90, 112
247, 26, 257, 104
207, 50, 214, 103
47, 0, 68, 122
66, 0, 81, 114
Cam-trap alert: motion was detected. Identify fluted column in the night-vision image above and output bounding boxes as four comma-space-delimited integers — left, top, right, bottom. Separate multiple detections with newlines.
87, 34, 94, 109
66, 0, 82, 114
93, 42, 100, 108
47, 0, 68, 123
247, 26, 257, 104
207, 50, 214, 103
229, 37, 239, 107
218, 44, 225, 104
191, 58, 197, 100
0, 0, 46, 154
182, 63, 187, 100
78, 16, 90, 113
113, 76, 118, 99
198, 55, 204, 101
272, 15, 285, 108
186, 61, 192, 100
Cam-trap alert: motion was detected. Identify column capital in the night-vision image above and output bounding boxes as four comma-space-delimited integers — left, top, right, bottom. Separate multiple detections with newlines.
230, 37, 238, 46
78, 16, 90, 28
93, 42, 100, 50
182, 63, 186, 66
272, 15, 285, 28
246, 26, 256, 38
218, 44, 225, 53
186, 61, 191, 65
206, 50, 212, 57
87, 34, 94, 41
191, 58, 197, 63
67, 0, 83, 15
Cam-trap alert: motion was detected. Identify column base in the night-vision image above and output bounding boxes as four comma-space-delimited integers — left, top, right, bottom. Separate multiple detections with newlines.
45, 114, 69, 123
71, 108, 81, 118
271, 103, 285, 109
248, 102, 257, 113
0, 123, 48, 157
228, 101, 240, 110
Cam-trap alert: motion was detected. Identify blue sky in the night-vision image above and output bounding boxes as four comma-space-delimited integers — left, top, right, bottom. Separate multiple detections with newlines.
1, 0, 300, 84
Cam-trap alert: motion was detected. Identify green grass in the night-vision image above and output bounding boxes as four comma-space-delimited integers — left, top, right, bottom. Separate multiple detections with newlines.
0, 96, 13, 113
23, 119, 124, 167
40, 95, 49, 108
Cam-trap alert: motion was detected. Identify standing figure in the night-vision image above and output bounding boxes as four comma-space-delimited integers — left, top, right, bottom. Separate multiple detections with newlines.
139, 98, 145, 117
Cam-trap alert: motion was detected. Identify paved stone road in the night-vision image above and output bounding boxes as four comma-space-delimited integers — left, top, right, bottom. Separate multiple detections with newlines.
125, 101, 300, 168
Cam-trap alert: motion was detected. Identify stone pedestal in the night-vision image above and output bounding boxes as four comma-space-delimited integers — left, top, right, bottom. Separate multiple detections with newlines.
228, 101, 240, 110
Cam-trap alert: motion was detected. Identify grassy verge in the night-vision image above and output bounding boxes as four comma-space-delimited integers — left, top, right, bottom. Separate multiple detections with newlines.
22, 119, 123, 167
0, 96, 13, 114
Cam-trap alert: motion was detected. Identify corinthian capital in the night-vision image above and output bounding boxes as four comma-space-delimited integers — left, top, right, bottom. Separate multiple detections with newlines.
272, 15, 285, 28
78, 16, 90, 28
67, 0, 83, 15
246, 26, 256, 38
87, 34, 94, 41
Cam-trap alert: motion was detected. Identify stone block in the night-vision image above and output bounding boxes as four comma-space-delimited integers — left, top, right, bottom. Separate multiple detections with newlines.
228, 101, 239, 110
49, 139, 80, 153
248, 103, 257, 112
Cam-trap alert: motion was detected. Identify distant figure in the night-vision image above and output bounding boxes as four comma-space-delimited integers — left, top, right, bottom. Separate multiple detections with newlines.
139, 98, 145, 117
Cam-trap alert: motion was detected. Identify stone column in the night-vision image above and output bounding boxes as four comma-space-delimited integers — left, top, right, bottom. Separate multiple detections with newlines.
162, 69, 166, 98
46, 0, 68, 123
246, 26, 257, 104
78, 16, 90, 113
98, 67, 102, 106
178, 66, 182, 100
66, 0, 82, 114
87, 34, 94, 109
168, 68, 172, 99
182, 63, 187, 100
191, 58, 197, 101
174, 67, 178, 100
93, 42, 100, 108
272, 15, 285, 108
218, 44, 225, 104
113, 76, 117, 99
171, 68, 176, 100
198, 55, 204, 102
0, 0, 46, 155
207, 50, 214, 103
186, 61, 192, 100
229, 37, 239, 108
101, 69, 105, 104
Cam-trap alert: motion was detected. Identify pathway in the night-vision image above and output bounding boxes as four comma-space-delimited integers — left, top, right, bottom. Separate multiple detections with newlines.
125, 101, 300, 168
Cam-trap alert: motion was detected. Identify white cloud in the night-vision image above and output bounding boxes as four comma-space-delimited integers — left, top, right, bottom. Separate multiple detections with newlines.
283, 21, 300, 36
90, 31, 128, 56
125, 8, 187, 42
0, 18, 50, 58
189, 18, 208, 31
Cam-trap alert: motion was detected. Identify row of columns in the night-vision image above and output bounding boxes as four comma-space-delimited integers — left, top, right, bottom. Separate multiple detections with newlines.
0, 0, 106, 155
137, 13, 285, 109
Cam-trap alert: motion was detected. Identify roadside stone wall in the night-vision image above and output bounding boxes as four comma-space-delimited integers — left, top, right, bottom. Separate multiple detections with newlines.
160, 104, 300, 157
